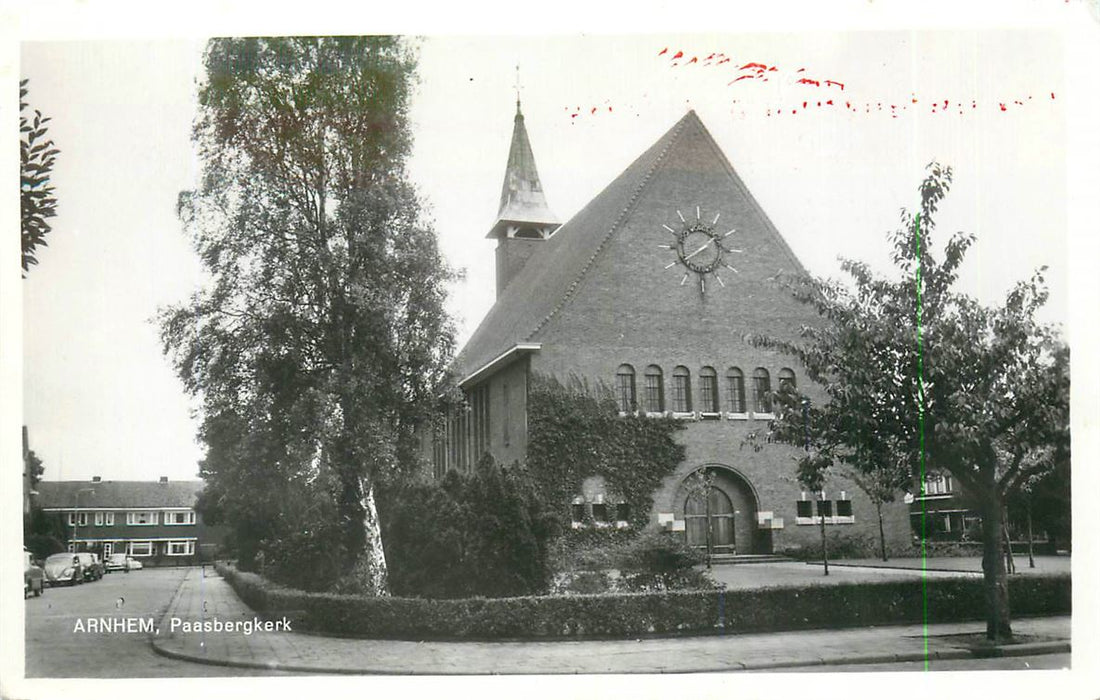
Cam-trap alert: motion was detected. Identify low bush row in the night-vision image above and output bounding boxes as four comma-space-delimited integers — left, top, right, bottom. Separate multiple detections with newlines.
215, 562, 1070, 641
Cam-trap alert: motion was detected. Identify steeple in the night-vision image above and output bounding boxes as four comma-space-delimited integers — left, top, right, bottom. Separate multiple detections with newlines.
488, 75, 561, 297
486, 74, 560, 242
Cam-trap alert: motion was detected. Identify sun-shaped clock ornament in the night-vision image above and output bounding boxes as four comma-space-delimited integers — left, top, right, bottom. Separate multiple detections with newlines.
658, 206, 742, 294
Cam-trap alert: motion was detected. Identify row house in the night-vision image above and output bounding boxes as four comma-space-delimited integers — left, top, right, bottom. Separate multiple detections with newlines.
35, 477, 226, 562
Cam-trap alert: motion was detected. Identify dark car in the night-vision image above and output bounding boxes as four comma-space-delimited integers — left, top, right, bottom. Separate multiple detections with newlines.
75, 552, 103, 581
24, 550, 45, 597
43, 553, 84, 586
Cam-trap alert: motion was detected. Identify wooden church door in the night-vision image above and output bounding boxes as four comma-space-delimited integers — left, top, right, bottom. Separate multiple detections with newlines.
684, 488, 735, 551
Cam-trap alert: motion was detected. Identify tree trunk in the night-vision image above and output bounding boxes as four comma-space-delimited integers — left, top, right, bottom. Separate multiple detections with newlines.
877, 503, 888, 562
980, 499, 1013, 641
1026, 503, 1035, 569
819, 502, 829, 576
1002, 506, 1016, 575
356, 476, 389, 595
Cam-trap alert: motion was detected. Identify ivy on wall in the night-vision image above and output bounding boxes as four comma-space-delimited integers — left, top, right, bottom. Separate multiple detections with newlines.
526, 374, 686, 529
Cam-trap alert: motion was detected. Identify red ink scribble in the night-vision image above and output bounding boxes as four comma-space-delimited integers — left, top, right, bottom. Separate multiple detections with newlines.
1051, 92, 1055, 99
797, 78, 821, 87
797, 67, 806, 72
688, 56, 698, 64
999, 103, 1007, 111
672, 50, 684, 60
658, 48, 668, 56
741, 62, 768, 70
729, 75, 756, 85
591, 107, 597, 114
825, 80, 845, 90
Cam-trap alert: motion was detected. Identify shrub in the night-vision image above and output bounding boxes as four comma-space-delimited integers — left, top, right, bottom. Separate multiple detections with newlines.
378, 456, 557, 598
24, 533, 64, 561
216, 562, 1070, 640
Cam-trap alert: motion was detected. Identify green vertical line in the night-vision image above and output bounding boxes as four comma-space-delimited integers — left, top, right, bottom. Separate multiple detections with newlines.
915, 212, 929, 670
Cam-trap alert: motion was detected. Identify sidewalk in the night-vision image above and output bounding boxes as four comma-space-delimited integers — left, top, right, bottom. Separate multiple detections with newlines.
151, 567, 1070, 674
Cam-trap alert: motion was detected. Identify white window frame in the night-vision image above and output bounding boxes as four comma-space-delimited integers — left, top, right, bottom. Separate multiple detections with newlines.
68, 512, 88, 527
94, 511, 114, 526
127, 511, 158, 526
164, 510, 197, 525
167, 540, 195, 556
128, 541, 154, 557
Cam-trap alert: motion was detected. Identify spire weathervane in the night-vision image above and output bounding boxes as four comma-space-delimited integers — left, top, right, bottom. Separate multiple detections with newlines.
514, 64, 523, 115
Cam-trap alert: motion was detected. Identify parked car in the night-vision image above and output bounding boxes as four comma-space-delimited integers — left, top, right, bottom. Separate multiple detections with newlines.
105, 553, 132, 572
74, 552, 103, 581
128, 557, 143, 570
24, 550, 45, 597
43, 553, 84, 586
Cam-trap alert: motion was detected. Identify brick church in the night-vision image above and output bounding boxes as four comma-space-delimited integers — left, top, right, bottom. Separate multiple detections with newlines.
430, 100, 911, 556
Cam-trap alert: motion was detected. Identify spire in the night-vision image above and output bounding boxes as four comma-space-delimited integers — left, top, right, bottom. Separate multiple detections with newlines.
487, 76, 560, 241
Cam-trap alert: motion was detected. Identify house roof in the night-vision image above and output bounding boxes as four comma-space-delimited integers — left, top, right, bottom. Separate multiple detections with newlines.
458, 109, 788, 381
488, 102, 560, 236
35, 480, 204, 509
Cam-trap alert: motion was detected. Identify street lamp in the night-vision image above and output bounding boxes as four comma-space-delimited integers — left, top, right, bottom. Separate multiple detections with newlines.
72, 487, 95, 552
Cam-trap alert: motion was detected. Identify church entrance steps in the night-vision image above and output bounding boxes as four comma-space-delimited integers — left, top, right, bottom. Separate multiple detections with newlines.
706, 553, 791, 565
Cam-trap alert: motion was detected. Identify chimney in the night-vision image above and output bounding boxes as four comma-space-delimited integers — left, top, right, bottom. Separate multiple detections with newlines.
159, 476, 168, 483
92, 476, 101, 482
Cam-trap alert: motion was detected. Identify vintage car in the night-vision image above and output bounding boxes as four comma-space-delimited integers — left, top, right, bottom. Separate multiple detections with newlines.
43, 553, 84, 586
24, 550, 45, 597
105, 553, 132, 572
75, 552, 104, 581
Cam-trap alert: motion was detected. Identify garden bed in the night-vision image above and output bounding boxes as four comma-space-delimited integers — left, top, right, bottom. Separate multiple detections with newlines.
215, 562, 1070, 641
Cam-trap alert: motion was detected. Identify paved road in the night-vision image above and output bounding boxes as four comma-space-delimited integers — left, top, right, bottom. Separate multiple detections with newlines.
24, 566, 293, 678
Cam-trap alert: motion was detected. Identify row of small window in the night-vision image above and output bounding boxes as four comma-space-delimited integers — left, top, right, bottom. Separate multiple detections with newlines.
67, 540, 196, 556
615, 364, 796, 415
570, 500, 631, 526
795, 496, 854, 524
68, 511, 196, 527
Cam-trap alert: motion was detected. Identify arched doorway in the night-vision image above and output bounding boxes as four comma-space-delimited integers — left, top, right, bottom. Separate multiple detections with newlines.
678, 465, 765, 555
685, 487, 734, 551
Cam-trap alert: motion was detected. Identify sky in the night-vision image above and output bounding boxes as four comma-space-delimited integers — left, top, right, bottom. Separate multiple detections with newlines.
9, 18, 1090, 488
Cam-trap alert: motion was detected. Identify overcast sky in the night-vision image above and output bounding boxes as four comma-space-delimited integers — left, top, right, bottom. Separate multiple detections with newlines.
13, 24, 1084, 484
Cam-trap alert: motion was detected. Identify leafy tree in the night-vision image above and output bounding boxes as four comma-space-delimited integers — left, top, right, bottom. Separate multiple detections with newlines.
749, 163, 1069, 641
20, 79, 61, 275
161, 37, 456, 595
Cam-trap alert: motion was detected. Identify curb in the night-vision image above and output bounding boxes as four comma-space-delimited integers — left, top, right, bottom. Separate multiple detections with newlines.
150, 635, 1071, 675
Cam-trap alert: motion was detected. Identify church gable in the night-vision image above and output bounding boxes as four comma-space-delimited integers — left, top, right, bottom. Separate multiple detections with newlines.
530, 111, 818, 376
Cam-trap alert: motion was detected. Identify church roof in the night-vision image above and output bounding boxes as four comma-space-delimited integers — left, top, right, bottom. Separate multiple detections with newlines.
454, 110, 806, 382
488, 103, 560, 236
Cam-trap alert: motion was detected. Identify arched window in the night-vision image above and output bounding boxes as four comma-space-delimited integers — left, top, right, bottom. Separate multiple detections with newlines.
778, 367, 796, 391
672, 366, 692, 412
615, 364, 636, 412
752, 368, 772, 413
726, 367, 746, 413
643, 365, 664, 413
699, 366, 719, 413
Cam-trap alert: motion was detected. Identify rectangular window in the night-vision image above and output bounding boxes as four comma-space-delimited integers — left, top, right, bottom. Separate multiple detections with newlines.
571, 503, 585, 523
617, 373, 636, 413
753, 376, 772, 413
614, 503, 631, 523
502, 382, 511, 445
816, 500, 833, 517
700, 375, 718, 413
95, 512, 104, 526
129, 541, 154, 557
644, 374, 664, 413
836, 500, 853, 518
796, 500, 813, 519
127, 511, 158, 526
167, 540, 195, 556
671, 375, 691, 413
164, 511, 196, 525
104, 512, 114, 526
68, 512, 88, 527
727, 375, 746, 413
591, 503, 609, 523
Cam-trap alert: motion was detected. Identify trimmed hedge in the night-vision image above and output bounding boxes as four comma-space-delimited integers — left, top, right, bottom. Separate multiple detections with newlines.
215, 562, 1070, 641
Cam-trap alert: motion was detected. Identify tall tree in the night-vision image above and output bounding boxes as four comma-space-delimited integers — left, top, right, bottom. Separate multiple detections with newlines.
160, 37, 456, 594
20, 79, 61, 275
751, 163, 1069, 641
